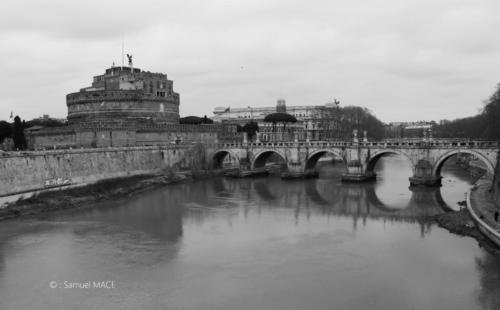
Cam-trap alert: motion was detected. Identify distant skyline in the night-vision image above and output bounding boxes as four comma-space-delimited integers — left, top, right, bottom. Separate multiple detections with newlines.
1, 0, 499, 123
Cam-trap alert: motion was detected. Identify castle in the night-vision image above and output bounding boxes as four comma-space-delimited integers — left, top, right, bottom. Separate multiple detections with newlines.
66, 65, 180, 127
27, 64, 238, 149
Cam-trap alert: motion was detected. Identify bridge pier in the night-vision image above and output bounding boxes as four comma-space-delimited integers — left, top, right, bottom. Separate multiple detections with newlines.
409, 160, 442, 187
280, 162, 309, 179
341, 141, 376, 182
341, 160, 376, 182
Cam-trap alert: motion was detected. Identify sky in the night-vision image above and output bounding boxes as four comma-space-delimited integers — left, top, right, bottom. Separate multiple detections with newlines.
1, 0, 499, 123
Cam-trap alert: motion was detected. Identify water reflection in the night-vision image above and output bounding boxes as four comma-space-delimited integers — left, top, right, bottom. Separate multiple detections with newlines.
211, 176, 448, 228
475, 252, 500, 309
0, 156, 497, 310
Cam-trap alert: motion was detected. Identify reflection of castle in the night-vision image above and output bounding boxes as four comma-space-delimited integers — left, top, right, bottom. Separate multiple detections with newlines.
26, 65, 238, 149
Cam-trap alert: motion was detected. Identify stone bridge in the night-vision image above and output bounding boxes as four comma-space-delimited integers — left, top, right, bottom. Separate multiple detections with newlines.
207, 139, 500, 186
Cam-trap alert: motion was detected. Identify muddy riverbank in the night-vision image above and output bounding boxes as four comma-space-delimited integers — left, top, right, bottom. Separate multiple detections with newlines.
433, 208, 500, 256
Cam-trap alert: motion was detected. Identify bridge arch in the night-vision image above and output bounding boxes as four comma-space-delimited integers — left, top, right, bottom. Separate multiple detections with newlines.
366, 150, 414, 174
252, 150, 288, 169
210, 149, 240, 169
433, 149, 495, 176
305, 149, 346, 170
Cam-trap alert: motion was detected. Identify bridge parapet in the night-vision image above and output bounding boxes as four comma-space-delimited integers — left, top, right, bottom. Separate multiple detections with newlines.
211, 139, 500, 150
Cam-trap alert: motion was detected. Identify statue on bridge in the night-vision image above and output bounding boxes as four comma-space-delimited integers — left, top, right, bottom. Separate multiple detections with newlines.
353, 129, 358, 143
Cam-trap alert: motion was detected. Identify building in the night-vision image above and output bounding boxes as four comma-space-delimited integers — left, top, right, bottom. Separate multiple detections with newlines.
258, 121, 305, 142
384, 121, 434, 139
30, 114, 67, 124
26, 64, 238, 150
67, 65, 180, 127
213, 100, 341, 141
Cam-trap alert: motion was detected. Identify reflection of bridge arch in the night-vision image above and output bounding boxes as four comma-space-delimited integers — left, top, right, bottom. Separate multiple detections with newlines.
252, 150, 288, 169
366, 150, 414, 174
361, 183, 449, 216
239, 176, 452, 221
433, 149, 495, 176
305, 179, 343, 206
408, 186, 451, 212
303, 181, 389, 211
210, 150, 240, 169
305, 149, 345, 170
211, 177, 236, 198
363, 184, 398, 212
253, 180, 282, 201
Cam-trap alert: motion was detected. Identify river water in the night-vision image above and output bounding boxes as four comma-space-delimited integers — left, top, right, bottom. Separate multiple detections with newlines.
0, 155, 499, 310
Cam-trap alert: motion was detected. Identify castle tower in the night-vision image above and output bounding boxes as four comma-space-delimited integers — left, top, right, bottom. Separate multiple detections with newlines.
66, 66, 180, 127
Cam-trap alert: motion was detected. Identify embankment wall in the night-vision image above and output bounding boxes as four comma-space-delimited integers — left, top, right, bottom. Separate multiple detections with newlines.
493, 151, 500, 205
0, 144, 208, 197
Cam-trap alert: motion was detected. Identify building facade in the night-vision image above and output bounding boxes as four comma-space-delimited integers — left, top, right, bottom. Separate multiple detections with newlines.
384, 122, 434, 139
213, 100, 341, 141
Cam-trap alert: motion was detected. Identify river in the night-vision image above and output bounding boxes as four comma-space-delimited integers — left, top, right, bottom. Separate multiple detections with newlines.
0, 155, 499, 310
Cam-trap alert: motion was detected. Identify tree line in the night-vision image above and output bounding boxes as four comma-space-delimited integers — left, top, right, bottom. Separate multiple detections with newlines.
179, 115, 214, 125
433, 84, 500, 140
337, 106, 385, 140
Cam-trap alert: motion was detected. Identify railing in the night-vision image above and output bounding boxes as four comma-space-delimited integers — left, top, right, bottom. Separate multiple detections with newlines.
210, 139, 500, 149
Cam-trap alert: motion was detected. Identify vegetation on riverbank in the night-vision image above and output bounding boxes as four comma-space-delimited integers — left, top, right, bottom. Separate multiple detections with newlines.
434, 208, 500, 256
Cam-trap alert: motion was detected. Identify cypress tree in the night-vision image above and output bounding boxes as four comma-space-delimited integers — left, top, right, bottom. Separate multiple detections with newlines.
12, 116, 27, 150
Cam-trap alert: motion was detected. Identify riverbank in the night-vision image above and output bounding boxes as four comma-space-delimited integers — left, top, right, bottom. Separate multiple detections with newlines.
0, 169, 216, 222
467, 178, 500, 246
433, 171, 500, 256
433, 208, 500, 256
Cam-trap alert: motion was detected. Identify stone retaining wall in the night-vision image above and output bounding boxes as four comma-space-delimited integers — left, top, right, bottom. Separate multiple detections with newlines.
493, 151, 500, 205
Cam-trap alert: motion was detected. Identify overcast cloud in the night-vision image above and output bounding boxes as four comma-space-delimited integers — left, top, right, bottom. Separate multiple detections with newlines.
1, 0, 499, 123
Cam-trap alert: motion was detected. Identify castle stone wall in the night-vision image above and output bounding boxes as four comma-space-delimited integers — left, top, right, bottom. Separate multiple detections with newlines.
0, 145, 209, 197
28, 129, 76, 150
26, 123, 234, 150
